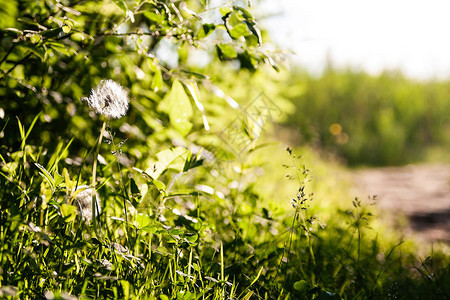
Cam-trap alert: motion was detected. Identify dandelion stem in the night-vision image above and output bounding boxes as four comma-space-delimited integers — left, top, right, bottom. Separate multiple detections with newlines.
91, 120, 106, 236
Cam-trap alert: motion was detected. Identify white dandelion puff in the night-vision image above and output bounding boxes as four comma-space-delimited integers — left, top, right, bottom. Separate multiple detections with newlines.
73, 185, 101, 223
82, 80, 129, 119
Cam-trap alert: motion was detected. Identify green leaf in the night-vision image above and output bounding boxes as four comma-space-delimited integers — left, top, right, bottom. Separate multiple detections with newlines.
35, 163, 55, 192
143, 11, 165, 23
120, 280, 130, 300
169, 228, 184, 236
241, 291, 253, 300
183, 80, 209, 131
130, 178, 140, 195
29, 34, 41, 44
157, 80, 193, 136
54, 170, 64, 186
149, 60, 162, 92
141, 224, 158, 234
60, 204, 77, 222
145, 147, 187, 180
112, 0, 127, 13
183, 149, 204, 171
229, 23, 251, 39
233, 6, 254, 20
246, 22, 262, 44
151, 179, 166, 191
41, 28, 62, 38
217, 43, 237, 59
47, 42, 73, 56
293, 280, 309, 293
197, 23, 216, 39
184, 233, 198, 243
135, 213, 150, 228
129, 178, 141, 207
219, 6, 232, 16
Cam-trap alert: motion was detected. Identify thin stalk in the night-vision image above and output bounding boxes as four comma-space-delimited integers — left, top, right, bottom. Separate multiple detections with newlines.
299, 209, 316, 267
109, 130, 129, 243
91, 121, 106, 237
221, 242, 225, 299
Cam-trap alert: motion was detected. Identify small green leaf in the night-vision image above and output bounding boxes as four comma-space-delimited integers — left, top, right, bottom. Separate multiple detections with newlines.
169, 228, 184, 236
54, 170, 64, 186
145, 147, 187, 180
60, 204, 77, 222
141, 224, 158, 234
112, 0, 127, 13
35, 163, 55, 192
244, 21, 262, 44
233, 6, 254, 19
183, 80, 209, 131
157, 80, 193, 136
293, 280, 309, 293
219, 6, 232, 16
184, 233, 198, 243
120, 280, 130, 300
143, 11, 165, 23
135, 213, 150, 228
229, 23, 250, 39
130, 178, 140, 195
151, 179, 166, 191
148, 60, 162, 92
29, 34, 41, 44
197, 23, 216, 39
217, 43, 237, 59
47, 42, 73, 56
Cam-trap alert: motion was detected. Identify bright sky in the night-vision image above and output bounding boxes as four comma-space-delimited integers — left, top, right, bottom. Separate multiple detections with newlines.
260, 0, 450, 79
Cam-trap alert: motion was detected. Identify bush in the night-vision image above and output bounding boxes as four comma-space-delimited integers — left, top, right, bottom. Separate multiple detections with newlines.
286, 68, 450, 166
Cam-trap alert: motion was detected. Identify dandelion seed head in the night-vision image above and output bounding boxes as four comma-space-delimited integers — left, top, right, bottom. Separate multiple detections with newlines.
83, 80, 129, 119
74, 185, 101, 223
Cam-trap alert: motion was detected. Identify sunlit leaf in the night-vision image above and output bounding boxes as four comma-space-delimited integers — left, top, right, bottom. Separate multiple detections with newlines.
217, 43, 237, 59
112, 0, 127, 13
135, 213, 150, 228
35, 163, 55, 192
130, 178, 140, 195
151, 179, 166, 191
219, 6, 232, 16
157, 80, 193, 136
145, 147, 187, 180
143, 11, 165, 23
60, 204, 77, 222
149, 60, 163, 92
229, 23, 250, 39
293, 280, 309, 293
197, 23, 216, 39
183, 80, 209, 131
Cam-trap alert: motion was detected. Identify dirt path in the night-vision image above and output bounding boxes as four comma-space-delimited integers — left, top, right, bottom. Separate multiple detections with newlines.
353, 164, 450, 243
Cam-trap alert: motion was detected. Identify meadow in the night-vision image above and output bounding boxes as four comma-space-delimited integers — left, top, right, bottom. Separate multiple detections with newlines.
0, 0, 449, 299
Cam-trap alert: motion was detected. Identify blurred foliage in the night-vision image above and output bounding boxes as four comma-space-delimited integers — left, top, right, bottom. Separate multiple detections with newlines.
285, 67, 450, 166
1, 0, 450, 299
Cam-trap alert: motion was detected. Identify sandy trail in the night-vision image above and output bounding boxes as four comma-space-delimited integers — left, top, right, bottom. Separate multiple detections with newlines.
353, 164, 450, 243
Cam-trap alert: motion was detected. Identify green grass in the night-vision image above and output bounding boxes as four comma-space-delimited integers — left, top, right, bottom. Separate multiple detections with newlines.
1, 117, 449, 299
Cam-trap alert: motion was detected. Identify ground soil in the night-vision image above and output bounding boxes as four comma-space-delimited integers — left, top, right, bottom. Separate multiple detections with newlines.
352, 164, 450, 244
